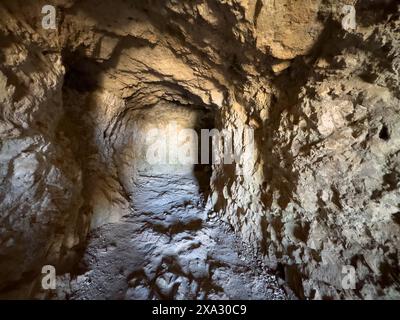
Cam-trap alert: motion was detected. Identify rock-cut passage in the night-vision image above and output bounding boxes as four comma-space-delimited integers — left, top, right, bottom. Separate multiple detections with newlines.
62, 174, 285, 300
55, 94, 286, 299
1, 0, 400, 300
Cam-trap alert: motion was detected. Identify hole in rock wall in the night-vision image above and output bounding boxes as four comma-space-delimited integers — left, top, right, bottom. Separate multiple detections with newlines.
379, 124, 390, 141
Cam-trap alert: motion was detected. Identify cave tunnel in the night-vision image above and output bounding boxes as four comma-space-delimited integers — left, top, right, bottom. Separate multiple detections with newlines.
0, 0, 400, 301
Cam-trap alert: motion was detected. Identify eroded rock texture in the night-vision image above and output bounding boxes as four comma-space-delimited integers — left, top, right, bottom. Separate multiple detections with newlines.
0, 0, 399, 299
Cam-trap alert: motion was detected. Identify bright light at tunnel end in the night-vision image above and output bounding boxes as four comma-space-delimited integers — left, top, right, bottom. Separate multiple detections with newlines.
143, 121, 255, 175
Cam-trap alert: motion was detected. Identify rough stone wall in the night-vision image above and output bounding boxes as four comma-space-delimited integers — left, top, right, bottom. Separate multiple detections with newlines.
262, 19, 400, 298
211, 2, 400, 299
0, 0, 399, 299
0, 0, 85, 295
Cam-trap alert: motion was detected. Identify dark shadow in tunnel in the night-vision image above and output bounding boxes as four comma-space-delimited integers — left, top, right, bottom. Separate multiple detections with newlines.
193, 107, 216, 201
55, 50, 122, 279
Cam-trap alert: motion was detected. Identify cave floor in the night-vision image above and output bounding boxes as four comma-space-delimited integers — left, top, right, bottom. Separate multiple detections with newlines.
62, 173, 286, 300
